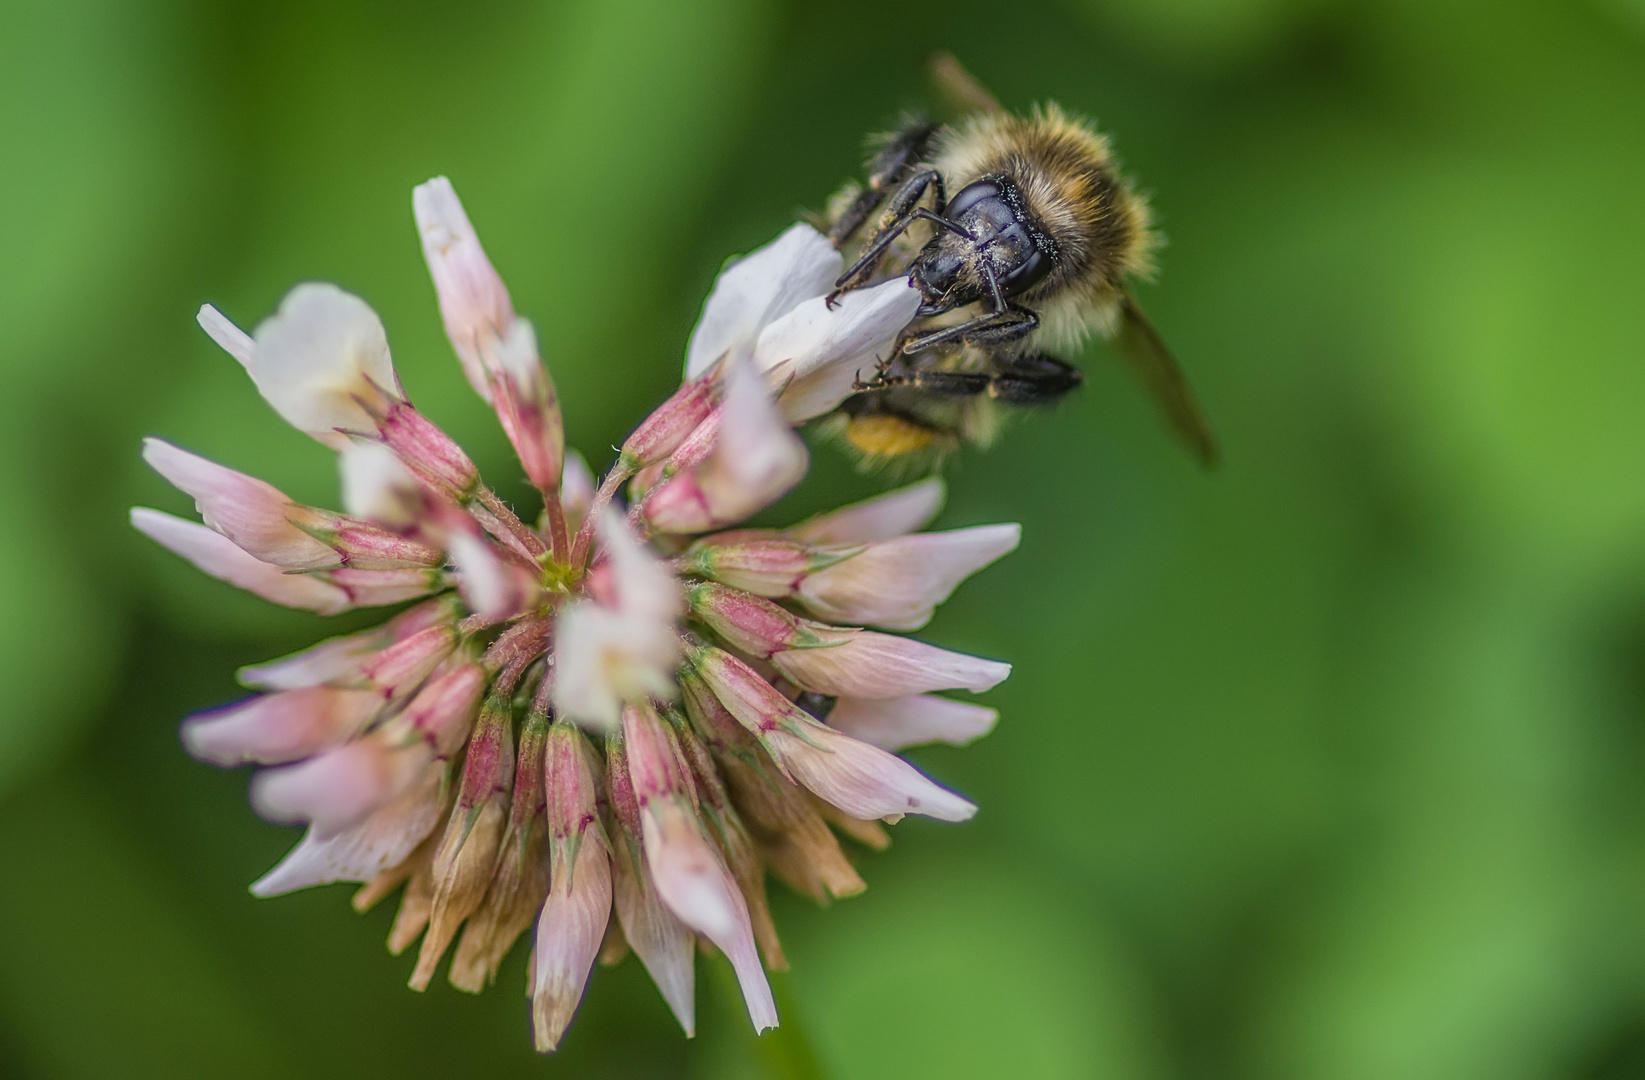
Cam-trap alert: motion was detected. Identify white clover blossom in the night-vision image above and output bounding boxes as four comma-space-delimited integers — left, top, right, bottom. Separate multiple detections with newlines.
135, 180, 1017, 1052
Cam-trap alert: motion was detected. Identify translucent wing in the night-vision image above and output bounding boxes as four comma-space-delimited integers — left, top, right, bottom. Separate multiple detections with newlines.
1110, 292, 1220, 467
927, 52, 1003, 118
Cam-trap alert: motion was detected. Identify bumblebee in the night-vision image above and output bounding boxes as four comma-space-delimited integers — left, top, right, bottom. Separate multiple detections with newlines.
818, 54, 1218, 469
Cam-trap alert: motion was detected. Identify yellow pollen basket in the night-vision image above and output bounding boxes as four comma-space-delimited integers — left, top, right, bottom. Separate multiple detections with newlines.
845, 414, 939, 458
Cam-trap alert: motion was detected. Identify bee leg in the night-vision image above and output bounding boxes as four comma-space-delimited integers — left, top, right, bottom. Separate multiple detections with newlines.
862, 369, 995, 397
899, 304, 1039, 354
828, 119, 940, 248
987, 354, 1083, 405
829, 170, 954, 305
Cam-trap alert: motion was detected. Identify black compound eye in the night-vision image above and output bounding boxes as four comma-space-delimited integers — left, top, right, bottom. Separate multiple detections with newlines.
943, 178, 1004, 219
999, 245, 1053, 297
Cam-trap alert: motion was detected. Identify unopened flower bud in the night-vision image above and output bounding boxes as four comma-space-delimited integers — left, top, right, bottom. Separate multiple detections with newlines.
618, 376, 717, 471
682, 532, 860, 597
686, 582, 852, 658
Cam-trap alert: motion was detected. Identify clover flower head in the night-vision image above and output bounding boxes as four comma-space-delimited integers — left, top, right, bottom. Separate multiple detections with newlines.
135, 178, 1017, 1051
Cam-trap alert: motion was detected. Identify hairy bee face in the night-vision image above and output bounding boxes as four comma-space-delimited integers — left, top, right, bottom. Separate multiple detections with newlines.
911, 175, 1057, 317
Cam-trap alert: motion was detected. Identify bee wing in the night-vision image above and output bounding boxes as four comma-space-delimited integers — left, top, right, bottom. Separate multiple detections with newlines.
1110, 291, 1220, 467
927, 52, 1004, 118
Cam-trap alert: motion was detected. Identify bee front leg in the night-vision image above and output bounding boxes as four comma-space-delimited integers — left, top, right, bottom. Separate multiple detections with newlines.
829, 169, 952, 305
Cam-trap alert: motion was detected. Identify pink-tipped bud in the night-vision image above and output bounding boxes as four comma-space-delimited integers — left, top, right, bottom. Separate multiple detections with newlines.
237, 598, 455, 691
183, 686, 383, 766
606, 735, 696, 1036
486, 319, 565, 494
400, 662, 488, 757
618, 376, 717, 471
357, 623, 459, 698
373, 401, 478, 497
413, 176, 516, 401
323, 566, 445, 609
689, 645, 975, 823
642, 358, 807, 535
686, 582, 853, 658
682, 532, 860, 597
534, 722, 611, 1051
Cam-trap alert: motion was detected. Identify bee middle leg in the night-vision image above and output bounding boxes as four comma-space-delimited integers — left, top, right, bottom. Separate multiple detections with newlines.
828, 118, 940, 248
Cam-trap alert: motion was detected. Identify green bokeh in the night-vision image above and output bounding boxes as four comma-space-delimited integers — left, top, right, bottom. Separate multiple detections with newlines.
3, 0, 1644, 1076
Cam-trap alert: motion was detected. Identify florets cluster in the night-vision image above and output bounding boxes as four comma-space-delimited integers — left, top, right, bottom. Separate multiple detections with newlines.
134, 179, 1018, 1050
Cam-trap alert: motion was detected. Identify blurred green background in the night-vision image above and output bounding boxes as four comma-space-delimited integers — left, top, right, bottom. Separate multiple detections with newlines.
3, 0, 1645, 1076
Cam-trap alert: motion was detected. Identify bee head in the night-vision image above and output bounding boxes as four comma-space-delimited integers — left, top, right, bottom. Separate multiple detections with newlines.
912, 176, 1058, 317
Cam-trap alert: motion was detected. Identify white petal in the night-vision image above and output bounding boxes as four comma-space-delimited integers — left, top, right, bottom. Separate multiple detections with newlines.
338, 440, 422, 527
142, 438, 336, 569
771, 632, 1010, 698
684, 224, 842, 379
612, 837, 696, 1036
249, 759, 444, 896
767, 719, 976, 823
197, 304, 254, 368
249, 283, 401, 447
596, 511, 682, 622
789, 477, 945, 546
826, 694, 998, 752
797, 524, 1021, 630
753, 278, 922, 422
413, 176, 514, 400
560, 450, 595, 534
551, 603, 679, 733
131, 508, 350, 614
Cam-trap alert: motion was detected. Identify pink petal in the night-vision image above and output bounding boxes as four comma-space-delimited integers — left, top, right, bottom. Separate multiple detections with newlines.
771, 632, 1010, 698
788, 477, 945, 546
796, 524, 1020, 631
142, 438, 336, 569
249, 758, 444, 896
533, 828, 611, 1051
182, 686, 383, 765
131, 508, 350, 614
237, 627, 387, 691
250, 735, 433, 836
826, 694, 999, 752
